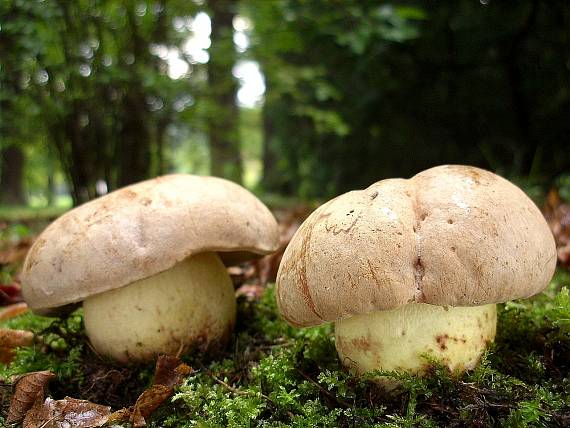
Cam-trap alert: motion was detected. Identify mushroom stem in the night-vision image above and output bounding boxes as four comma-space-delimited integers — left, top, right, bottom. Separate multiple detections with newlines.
334, 303, 496, 384
83, 252, 236, 363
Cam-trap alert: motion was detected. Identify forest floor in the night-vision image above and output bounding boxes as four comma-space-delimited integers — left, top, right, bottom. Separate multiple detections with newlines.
0, 194, 569, 427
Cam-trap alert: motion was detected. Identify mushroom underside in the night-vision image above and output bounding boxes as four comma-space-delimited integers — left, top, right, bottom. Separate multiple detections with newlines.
334, 303, 497, 386
83, 252, 236, 363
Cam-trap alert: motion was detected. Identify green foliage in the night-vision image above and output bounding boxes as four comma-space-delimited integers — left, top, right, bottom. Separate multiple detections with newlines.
1, 0, 203, 203
0, 223, 31, 243
2, 273, 570, 426
249, 0, 570, 197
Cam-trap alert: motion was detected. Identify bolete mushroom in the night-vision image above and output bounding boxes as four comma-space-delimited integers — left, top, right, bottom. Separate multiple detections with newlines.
21, 175, 279, 363
276, 165, 556, 382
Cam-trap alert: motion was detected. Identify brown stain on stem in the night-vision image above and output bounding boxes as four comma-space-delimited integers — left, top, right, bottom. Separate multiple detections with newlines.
351, 337, 372, 352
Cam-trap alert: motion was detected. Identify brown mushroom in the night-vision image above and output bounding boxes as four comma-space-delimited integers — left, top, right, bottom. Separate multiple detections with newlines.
276, 165, 556, 383
21, 175, 279, 363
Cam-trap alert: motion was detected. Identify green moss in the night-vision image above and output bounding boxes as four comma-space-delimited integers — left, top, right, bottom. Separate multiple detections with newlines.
0, 310, 84, 383
1, 271, 570, 427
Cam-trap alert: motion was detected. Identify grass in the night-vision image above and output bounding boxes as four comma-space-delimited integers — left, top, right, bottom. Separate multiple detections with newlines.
1, 270, 570, 427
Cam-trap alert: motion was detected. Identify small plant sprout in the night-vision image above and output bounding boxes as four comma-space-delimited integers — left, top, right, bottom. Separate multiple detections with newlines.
21, 175, 279, 363
276, 165, 557, 385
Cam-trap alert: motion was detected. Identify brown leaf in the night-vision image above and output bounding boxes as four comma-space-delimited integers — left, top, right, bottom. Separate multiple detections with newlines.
7, 371, 55, 424
228, 205, 311, 292
254, 215, 304, 287
0, 302, 29, 320
23, 396, 111, 428
0, 282, 23, 306
0, 328, 34, 348
130, 384, 172, 427
543, 189, 570, 268
153, 355, 192, 388
106, 408, 131, 425
115, 356, 193, 427
22, 390, 49, 428
0, 328, 34, 363
152, 355, 181, 387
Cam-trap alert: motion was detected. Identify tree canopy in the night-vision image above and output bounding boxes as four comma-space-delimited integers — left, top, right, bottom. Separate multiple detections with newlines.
1, 0, 568, 204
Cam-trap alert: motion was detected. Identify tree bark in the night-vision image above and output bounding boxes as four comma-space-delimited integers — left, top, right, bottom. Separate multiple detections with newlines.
117, 89, 152, 187
207, 0, 243, 183
0, 145, 26, 205
116, 2, 153, 187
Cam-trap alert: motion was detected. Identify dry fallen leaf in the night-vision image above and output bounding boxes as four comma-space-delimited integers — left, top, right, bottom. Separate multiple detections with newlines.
252, 209, 306, 288
106, 407, 131, 425
21, 390, 48, 428
112, 355, 193, 427
7, 370, 55, 424
153, 355, 192, 388
23, 396, 111, 428
543, 189, 570, 268
0, 282, 24, 306
130, 384, 172, 428
0, 302, 29, 320
0, 328, 34, 363
230, 205, 308, 295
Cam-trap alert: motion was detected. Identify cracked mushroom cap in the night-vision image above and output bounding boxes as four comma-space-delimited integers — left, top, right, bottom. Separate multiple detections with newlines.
276, 165, 557, 327
22, 174, 279, 313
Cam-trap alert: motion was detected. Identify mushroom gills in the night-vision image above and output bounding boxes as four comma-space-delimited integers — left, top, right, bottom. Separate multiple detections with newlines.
83, 252, 236, 363
335, 303, 496, 382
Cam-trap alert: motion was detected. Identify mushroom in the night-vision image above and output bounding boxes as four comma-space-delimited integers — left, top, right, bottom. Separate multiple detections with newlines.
21, 175, 279, 363
276, 165, 556, 383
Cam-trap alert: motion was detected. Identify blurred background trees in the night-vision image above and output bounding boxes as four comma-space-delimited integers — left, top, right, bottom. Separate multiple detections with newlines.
0, 0, 568, 207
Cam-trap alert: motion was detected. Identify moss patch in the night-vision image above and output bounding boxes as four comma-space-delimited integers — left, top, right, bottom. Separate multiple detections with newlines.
1, 271, 570, 427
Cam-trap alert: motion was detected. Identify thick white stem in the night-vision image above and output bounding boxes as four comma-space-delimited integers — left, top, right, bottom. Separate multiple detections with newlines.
83, 252, 236, 363
335, 303, 496, 383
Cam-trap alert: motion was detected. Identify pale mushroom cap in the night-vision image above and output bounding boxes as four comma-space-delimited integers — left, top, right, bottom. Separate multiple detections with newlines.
22, 174, 279, 312
276, 165, 557, 327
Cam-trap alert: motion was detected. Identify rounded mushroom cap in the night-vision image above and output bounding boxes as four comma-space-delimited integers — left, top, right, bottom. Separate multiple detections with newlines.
22, 174, 279, 313
276, 165, 557, 327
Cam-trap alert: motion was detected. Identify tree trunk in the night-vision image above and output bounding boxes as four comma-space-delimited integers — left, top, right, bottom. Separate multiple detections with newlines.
0, 145, 26, 205
261, 101, 277, 190
116, 3, 153, 187
207, 0, 242, 183
117, 89, 152, 187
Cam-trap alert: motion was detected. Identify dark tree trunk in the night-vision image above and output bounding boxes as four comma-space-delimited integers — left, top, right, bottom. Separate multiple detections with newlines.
65, 107, 95, 204
117, 89, 152, 187
0, 145, 26, 205
155, 117, 169, 175
116, 3, 153, 187
207, 0, 242, 183
0, 6, 26, 206
261, 100, 277, 190
46, 173, 54, 206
